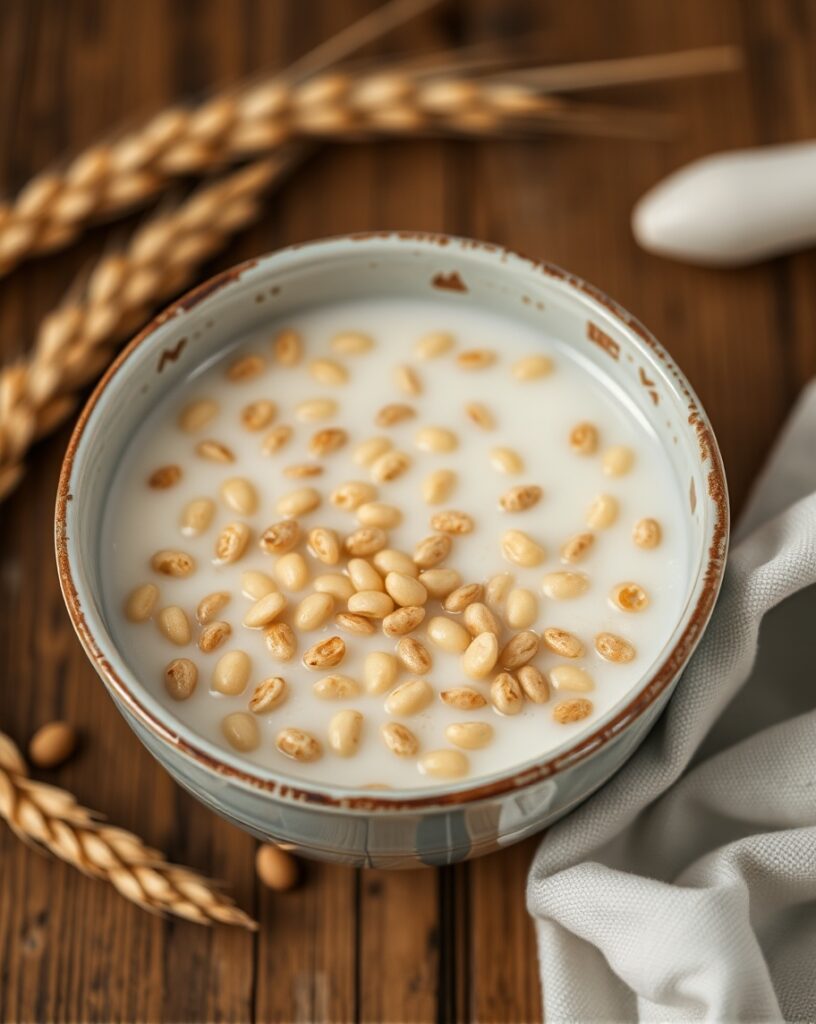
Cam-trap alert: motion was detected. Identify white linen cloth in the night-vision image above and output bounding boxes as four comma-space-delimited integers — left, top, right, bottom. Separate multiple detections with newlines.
528, 381, 816, 1022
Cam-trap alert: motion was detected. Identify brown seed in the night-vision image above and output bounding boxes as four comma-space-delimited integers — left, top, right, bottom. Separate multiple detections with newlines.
273, 327, 302, 366
498, 484, 542, 512
178, 398, 218, 433
215, 522, 251, 564
157, 606, 191, 645
542, 628, 584, 659
419, 568, 461, 599
196, 439, 235, 463
125, 583, 159, 622
440, 687, 487, 710
313, 674, 361, 699
375, 402, 416, 427
331, 330, 374, 355
331, 480, 378, 510
164, 658, 198, 701
463, 602, 499, 638
226, 353, 265, 382
541, 572, 590, 600
198, 620, 232, 653
310, 427, 348, 456
422, 468, 457, 505
490, 672, 524, 715
413, 533, 452, 569
430, 510, 473, 534
595, 632, 636, 663
457, 348, 495, 369
262, 424, 293, 454
309, 357, 348, 386
222, 712, 261, 751
552, 698, 594, 724
569, 422, 599, 455
259, 519, 301, 555
276, 728, 322, 762
277, 487, 321, 517
283, 463, 323, 479
517, 665, 550, 704
220, 477, 259, 515
500, 631, 539, 670
465, 402, 495, 430
151, 549, 196, 578
180, 497, 216, 536
241, 399, 277, 431
462, 631, 499, 679
396, 636, 432, 674
249, 676, 288, 713
28, 721, 77, 768
264, 622, 297, 661
345, 527, 388, 557
243, 591, 287, 628
303, 635, 346, 669
610, 582, 649, 612
443, 582, 483, 613
382, 605, 426, 637
148, 464, 181, 489
381, 721, 420, 757
632, 517, 662, 549
501, 529, 545, 567
256, 843, 300, 891
307, 526, 341, 565
395, 364, 421, 396
561, 532, 595, 564
370, 449, 411, 483
335, 612, 377, 635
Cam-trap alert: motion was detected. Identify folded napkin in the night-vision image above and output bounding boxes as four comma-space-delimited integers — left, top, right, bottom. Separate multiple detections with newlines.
528, 382, 816, 1022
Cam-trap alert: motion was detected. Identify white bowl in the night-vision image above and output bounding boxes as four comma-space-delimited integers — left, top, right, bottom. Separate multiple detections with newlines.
56, 234, 728, 867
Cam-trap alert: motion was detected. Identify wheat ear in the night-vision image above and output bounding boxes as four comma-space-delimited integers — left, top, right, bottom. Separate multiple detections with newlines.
0, 730, 257, 928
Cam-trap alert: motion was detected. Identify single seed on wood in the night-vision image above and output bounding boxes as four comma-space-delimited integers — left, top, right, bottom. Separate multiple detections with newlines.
610, 582, 649, 612
542, 628, 584, 658
415, 331, 453, 359
370, 449, 411, 483
28, 721, 77, 768
273, 328, 302, 366
382, 605, 425, 637
430, 510, 473, 534
241, 399, 276, 431
345, 527, 388, 557
550, 664, 595, 693
415, 426, 458, 453
505, 588, 538, 629
331, 330, 373, 354
499, 484, 542, 512
243, 591, 287, 628
198, 620, 232, 652
196, 439, 235, 463
395, 364, 421, 395
181, 497, 216, 536
331, 480, 377, 510
364, 651, 399, 694
357, 501, 402, 529
541, 571, 590, 600
463, 602, 499, 638
222, 712, 260, 752
444, 582, 483, 613
335, 612, 376, 635
262, 424, 293, 454
125, 583, 159, 622
227, 354, 265, 382
381, 721, 420, 757
151, 549, 195, 577
413, 533, 452, 568
396, 636, 432, 674
307, 526, 341, 565
240, 571, 276, 600
569, 422, 599, 455
264, 622, 297, 661
418, 749, 469, 779
313, 674, 361, 699
348, 590, 395, 619
328, 710, 363, 757
157, 606, 191, 645
164, 658, 198, 700
465, 402, 495, 430
310, 427, 348, 456
512, 354, 553, 380
490, 447, 524, 474
632, 517, 662, 549
215, 522, 251, 564
440, 686, 487, 710
457, 348, 495, 369
385, 677, 433, 716
586, 494, 619, 529
148, 464, 181, 489
276, 728, 322, 762
501, 529, 545, 567
385, 572, 427, 607
213, 650, 251, 695
422, 468, 457, 505
354, 436, 392, 466
561, 532, 595, 564
277, 487, 320, 517
490, 672, 524, 715
220, 477, 258, 515
295, 592, 335, 630
249, 676, 288, 713
419, 568, 461, 599
446, 722, 493, 750
309, 357, 347, 386
375, 402, 415, 427
256, 843, 299, 891
603, 445, 635, 477
462, 632, 499, 679
499, 631, 539, 670
296, 398, 337, 422
552, 698, 594, 724
178, 398, 218, 433
517, 665, 550, 704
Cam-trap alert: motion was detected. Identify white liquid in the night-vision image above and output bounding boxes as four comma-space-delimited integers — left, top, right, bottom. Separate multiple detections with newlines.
103, 297, 690, 790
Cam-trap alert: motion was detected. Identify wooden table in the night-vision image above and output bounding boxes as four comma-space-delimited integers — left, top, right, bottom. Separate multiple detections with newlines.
1, 1, 813, 1020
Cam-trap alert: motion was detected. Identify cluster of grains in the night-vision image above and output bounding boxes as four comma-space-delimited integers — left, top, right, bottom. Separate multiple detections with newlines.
123, 324, 663, 785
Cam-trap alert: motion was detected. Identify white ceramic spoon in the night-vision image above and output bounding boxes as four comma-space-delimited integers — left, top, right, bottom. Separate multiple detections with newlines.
632, 140, 816, 266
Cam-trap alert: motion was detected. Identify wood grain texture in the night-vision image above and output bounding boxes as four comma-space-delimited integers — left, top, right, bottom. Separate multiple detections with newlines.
1, 1, 813, 1021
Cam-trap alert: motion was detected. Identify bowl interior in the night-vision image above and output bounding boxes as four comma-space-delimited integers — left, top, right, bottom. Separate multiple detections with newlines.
57, 235, 728, 806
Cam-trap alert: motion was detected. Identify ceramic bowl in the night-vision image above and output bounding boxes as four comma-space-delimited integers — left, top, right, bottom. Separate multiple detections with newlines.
56, 234, 728, 867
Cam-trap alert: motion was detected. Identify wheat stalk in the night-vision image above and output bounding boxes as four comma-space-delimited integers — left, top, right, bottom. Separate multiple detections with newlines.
0, 730, 257, 928
0, 148, 302, 502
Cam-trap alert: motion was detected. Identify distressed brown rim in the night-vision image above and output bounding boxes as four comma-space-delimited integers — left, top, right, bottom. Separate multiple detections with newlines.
55, 233, 729, 814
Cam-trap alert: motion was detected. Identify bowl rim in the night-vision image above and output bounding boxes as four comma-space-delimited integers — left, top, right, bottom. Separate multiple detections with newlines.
55, 232, 729, 813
